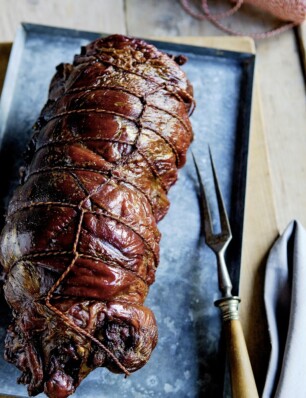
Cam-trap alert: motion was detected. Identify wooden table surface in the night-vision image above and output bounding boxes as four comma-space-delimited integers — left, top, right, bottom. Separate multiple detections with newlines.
0, 0, 305, 395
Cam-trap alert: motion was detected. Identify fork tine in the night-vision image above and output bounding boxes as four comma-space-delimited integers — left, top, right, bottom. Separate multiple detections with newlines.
191, 151, 214, 243
192, 147, 232, 253
208, 147, 232, 241
193, 147, 233, 295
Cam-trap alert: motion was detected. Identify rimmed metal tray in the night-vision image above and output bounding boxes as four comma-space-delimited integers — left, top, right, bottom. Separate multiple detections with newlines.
0, 23, 255, 398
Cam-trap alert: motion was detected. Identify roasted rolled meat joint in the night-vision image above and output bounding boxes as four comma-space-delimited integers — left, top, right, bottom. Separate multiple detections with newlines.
0, 35, 195, 398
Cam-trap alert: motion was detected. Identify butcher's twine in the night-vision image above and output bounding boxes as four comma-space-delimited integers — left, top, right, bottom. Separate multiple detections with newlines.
180, 0, 306, 39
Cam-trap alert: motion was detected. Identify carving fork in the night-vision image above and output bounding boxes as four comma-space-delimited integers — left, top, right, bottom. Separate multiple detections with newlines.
192, 150, 259, 398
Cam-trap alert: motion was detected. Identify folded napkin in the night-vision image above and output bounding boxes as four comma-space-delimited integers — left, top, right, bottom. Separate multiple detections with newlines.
263, 220, 306, 398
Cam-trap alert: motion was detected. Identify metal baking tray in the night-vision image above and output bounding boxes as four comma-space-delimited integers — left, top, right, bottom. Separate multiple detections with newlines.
0, 23, 255, 398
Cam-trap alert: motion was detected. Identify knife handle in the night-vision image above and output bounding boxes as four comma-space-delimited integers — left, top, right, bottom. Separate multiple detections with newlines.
215, 297, 259, 398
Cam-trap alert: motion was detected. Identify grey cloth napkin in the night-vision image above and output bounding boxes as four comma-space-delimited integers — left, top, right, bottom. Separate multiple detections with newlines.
263, 220, 306, 398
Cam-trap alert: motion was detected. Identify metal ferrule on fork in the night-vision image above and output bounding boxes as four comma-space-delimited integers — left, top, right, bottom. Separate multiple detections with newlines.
215, 296, 241, 322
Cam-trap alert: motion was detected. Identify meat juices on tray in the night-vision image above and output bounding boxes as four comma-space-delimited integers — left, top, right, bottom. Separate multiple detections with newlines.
0, 34, 195, 398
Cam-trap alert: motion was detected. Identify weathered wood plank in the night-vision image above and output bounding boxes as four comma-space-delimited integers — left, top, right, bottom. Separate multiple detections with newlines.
156, 35, 256, 52
256, 32, 306, 232
0, 0, 126, 41
125, 0, 280, 37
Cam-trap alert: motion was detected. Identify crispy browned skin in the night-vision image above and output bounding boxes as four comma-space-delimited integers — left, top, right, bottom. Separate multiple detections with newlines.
0, 35, 194, 398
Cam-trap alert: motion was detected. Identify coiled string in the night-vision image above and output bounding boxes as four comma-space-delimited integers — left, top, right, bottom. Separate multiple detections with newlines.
180, 0, 305, 39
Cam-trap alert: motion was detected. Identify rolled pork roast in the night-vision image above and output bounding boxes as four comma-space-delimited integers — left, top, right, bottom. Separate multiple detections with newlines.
0, 34, 195, 398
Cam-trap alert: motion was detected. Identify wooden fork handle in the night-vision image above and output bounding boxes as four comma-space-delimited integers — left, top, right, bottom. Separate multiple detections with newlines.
215, 297, 259, 398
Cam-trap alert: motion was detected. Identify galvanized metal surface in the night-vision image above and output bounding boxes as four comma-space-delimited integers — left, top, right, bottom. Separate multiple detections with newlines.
0, 24, 254, 398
